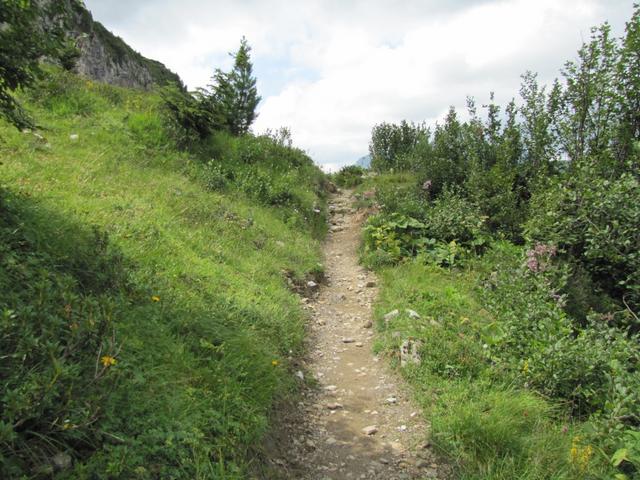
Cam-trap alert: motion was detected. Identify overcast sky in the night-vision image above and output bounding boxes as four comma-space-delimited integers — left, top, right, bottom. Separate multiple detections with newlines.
84, 0, 632, 171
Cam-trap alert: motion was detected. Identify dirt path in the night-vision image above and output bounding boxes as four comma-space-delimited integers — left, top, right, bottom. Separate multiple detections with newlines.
262, 190, 443, 479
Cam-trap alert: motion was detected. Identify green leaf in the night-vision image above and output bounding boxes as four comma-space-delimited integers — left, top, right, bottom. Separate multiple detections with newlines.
612, 448, 629, 467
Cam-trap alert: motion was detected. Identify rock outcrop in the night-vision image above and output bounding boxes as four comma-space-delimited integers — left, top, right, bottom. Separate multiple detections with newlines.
42, 0, 182, 89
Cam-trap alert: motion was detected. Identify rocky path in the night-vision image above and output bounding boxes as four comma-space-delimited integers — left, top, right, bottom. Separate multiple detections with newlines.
263, 190, 443, 479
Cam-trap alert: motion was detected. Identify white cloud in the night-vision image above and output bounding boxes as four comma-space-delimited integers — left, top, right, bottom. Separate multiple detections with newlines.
85, 0, 632, 169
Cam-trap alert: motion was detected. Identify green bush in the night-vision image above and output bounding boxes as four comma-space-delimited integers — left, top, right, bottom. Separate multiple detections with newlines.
363, 189, 487, 267
375, 181, 427, 219
525, 164, 640, 318
332, 165, 366, 188
422, 189, 488, 246
480, 243, 640, 462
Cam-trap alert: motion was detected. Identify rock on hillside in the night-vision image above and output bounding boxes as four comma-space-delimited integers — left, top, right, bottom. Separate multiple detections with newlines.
43, 0, 182, 89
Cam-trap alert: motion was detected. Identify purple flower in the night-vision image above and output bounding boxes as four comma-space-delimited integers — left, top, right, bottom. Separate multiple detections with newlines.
525, 242, 556, 273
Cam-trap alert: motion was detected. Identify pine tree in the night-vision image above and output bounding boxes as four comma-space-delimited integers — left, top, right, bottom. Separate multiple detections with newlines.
209, 37, 261, 135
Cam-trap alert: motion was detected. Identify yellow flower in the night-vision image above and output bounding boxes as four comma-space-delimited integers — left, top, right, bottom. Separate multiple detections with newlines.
271, 360, 279, 367
522, 359, 529, 375
151, 295, 161, 302
101, 355, 117, 367
569, 436, 593, 472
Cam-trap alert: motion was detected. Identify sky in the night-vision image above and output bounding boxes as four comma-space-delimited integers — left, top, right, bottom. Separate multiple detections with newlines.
84, 0, 633, 172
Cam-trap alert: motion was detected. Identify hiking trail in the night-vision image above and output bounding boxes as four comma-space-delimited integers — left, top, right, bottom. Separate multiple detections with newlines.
262, 190, 445, 480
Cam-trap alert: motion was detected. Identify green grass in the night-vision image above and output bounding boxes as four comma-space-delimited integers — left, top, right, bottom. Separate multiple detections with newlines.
372, 260, 612, 479
1, 70, 325, 478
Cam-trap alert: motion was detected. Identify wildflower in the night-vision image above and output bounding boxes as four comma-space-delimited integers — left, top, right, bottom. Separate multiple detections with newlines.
525, 242, 557, 273
522, 359, 529, 375
151, 295, 160, 302
101, 355, 117, 367
271, 360, 279, 367
570, 436, 593, 472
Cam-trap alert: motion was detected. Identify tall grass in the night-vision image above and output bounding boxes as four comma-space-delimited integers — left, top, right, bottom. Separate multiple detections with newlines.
372, 261, 612, 479
1, 69, 326, 477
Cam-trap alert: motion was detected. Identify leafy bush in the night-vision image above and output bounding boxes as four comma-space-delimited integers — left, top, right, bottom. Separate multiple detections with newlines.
422, 189, 487, 246
363, 188, 487, 268
526, 164, 640, 317
160, 84, 214, 145
363, 213, 431, 264
479, 243, 640, 465
332, 165, 366, 188
375, 182, 427, 219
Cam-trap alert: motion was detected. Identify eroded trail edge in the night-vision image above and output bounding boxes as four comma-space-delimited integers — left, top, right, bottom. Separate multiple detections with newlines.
265, 190, 442, 479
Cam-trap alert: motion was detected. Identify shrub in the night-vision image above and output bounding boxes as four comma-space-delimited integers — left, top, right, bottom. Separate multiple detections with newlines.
480, 242, 640, 460
422, 189, 488, 247
332, 165, 366, 188
526, 163, 640, 318
375, 182, 427, 219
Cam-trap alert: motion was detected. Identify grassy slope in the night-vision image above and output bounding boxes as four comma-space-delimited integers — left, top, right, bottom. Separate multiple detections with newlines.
1, 73, 324, 478
356, 175, 612, 480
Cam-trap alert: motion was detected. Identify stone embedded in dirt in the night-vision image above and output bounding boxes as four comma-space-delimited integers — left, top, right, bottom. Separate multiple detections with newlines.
379, 458, 389, 465
324, 385, 338, 391
365, 280, 376, 288
363, 320, 373, 329
400, 339, 423, 367
406, 309, 421, 319
385, 396, 398, 404
424, 468, 438, 478
307, 280, 319, 289
296, 370, 304, 380
326, 402, 343, 410
51, 452, 72, 471
362, 425, 378, 435
398, 425, 407, 432
355, 342, 364, 347
342, 338, 355, 343
384, 309, 400, 322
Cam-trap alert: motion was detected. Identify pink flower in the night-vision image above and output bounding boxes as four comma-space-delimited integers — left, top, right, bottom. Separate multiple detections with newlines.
525, 243, 556, 273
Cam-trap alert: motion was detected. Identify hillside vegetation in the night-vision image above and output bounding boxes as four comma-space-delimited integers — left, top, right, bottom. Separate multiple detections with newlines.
358, 8, 640, 480
0, 68, 328, 478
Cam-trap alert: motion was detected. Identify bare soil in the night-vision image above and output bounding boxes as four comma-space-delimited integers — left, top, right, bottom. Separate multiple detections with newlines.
259, 190, 444, 480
